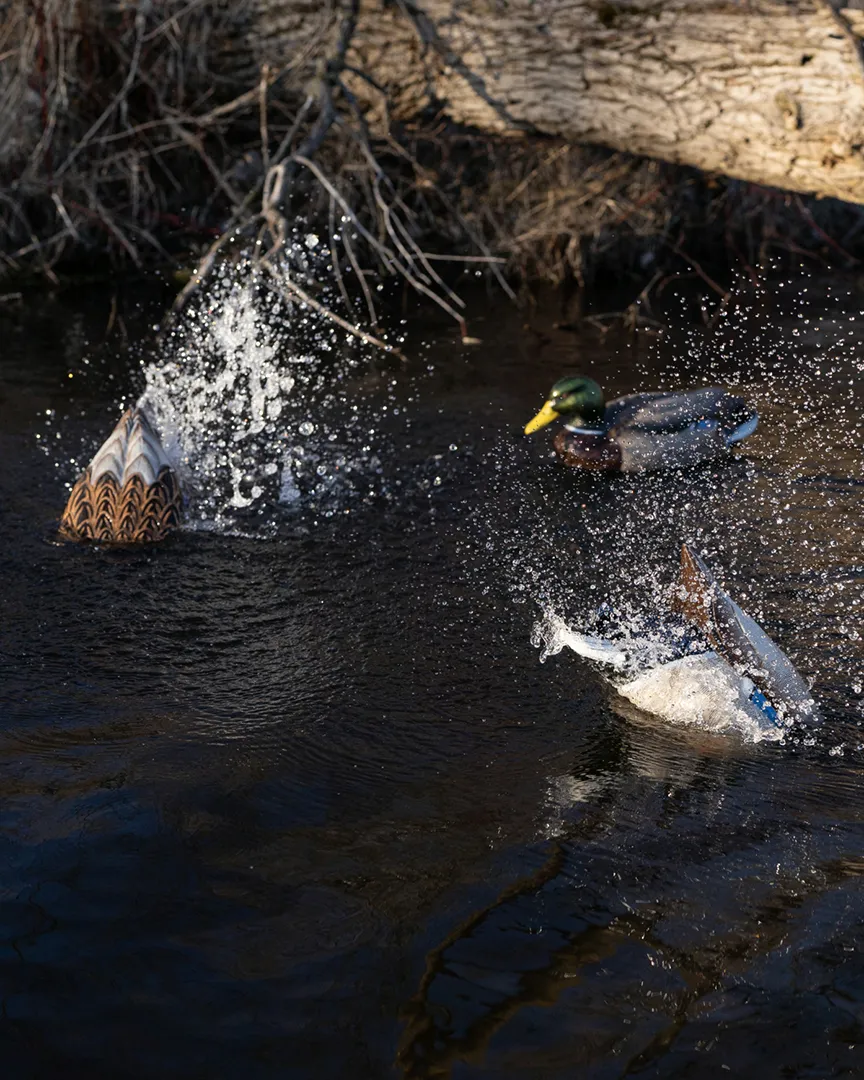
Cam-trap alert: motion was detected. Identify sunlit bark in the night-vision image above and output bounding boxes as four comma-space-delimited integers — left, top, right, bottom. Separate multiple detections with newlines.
253, 0, 864, 205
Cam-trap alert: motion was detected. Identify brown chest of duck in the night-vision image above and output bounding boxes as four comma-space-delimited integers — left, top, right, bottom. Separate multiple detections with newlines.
524, 376, 759, 473
59, 407, 183, 545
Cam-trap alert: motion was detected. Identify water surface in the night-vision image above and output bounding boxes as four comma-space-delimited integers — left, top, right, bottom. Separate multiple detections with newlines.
2, 278, 864, 1078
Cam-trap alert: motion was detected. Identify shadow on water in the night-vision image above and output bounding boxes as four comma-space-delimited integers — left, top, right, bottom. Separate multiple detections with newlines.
2, 276, 864, 1077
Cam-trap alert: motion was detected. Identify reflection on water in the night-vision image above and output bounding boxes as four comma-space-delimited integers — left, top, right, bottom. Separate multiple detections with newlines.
3, 276, 864, 1076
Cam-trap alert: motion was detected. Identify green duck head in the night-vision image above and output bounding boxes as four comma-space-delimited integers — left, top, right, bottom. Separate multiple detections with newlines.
524, 376, 606, 434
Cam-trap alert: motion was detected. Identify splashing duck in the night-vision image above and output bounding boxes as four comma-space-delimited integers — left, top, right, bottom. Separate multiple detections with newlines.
524, 376, 758, 471
536, 544, 817, 736
59, 407, 182, 544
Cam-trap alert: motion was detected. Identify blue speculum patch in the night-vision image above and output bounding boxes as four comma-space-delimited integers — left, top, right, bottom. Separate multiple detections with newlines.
749, 686, 780, 726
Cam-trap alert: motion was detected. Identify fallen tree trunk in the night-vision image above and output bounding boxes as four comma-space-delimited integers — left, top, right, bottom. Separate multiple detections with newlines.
6, 0, 864, 300
253, 0, 864, 206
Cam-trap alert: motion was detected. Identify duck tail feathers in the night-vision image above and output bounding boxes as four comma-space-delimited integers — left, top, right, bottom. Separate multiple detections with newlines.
674, 543, 817, 721
59, 407, 182, 544
672, 543, 720, 646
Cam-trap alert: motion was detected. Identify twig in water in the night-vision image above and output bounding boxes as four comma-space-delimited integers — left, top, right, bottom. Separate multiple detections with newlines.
105, 293, 118, 338
665, 240, 730, 300
259, 64, 271, 173
260, 257, 407, 364
293, 154, 473, 339
328, 193, 357, 320
343, 226, 379, 328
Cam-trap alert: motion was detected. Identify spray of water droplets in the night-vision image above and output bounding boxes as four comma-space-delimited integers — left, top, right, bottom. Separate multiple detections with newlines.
461, 272, 864, 741
138, 251, 408, 533
38, 263, 864, 742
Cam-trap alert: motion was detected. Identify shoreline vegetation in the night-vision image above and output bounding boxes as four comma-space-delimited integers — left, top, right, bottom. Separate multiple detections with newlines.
6, 1, 864, 346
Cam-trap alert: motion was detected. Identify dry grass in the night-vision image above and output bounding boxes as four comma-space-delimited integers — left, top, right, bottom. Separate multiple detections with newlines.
3, 0, 864, 338
0, 0, 264, 279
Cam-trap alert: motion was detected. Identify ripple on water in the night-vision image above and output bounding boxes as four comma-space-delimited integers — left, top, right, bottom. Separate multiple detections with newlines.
8, 272, 864, 1076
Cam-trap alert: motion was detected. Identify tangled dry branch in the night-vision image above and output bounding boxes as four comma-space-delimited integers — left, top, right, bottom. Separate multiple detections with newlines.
4, 0, 864, 348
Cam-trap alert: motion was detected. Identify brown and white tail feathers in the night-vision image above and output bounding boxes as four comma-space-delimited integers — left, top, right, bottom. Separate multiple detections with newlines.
674, 543, 722, 648
673, 542, 816, 718
59, 408, 182, 544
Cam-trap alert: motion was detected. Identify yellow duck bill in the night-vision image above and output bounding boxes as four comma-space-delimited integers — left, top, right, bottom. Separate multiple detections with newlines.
524, 400, 560, 434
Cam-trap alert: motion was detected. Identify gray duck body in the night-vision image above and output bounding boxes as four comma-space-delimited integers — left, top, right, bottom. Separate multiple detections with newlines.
556, 387, 758, 472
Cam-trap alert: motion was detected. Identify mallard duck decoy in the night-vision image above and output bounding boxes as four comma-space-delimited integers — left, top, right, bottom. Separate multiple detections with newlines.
524, 376, 758, 471
536, 543, 816, 734
59, 407, 182, 544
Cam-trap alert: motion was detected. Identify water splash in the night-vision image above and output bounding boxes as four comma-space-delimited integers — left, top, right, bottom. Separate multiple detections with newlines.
532, 608, 786, 742
532, 610, 630, 669
142, 282, 296, 517
138, 254, 406, 533
463, 270, 864, 734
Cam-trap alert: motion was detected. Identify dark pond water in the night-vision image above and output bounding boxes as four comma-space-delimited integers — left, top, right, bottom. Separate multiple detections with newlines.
2, 276, 864, 1078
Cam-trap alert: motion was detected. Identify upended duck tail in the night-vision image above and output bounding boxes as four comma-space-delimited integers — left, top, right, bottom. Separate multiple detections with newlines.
59, 407, 183, 544
673, 543, 817, 722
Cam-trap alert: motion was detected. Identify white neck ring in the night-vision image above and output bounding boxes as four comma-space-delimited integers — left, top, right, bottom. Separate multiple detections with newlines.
564, 424, 606, 436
